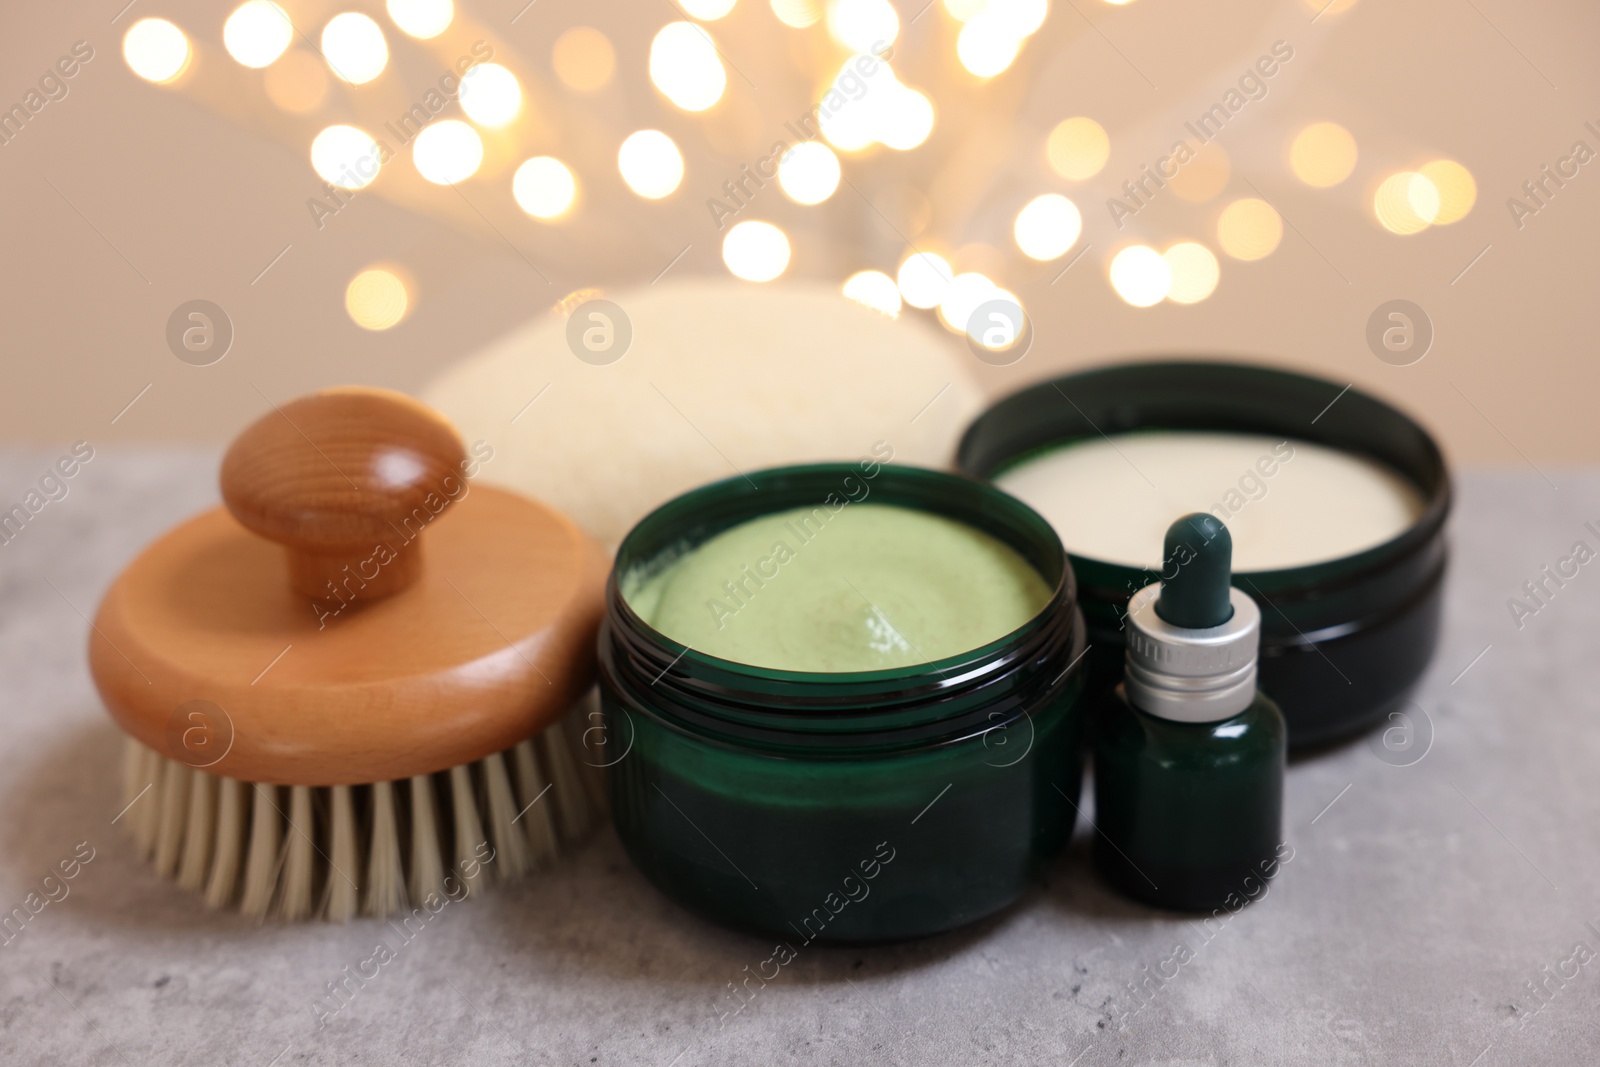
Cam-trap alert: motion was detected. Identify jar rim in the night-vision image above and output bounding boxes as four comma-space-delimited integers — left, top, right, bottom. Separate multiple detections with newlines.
957, 359, 1452, 594
603, 462, 1084, 738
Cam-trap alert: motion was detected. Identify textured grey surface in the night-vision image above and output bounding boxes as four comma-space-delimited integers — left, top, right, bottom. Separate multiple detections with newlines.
2, 448, 1597, 1066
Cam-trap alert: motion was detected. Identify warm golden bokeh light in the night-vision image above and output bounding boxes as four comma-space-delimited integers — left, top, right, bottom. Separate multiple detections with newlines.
683, 0, 738, 18
842, 270, 902, 317
311, 125, 383, 189
459, 63, 522, 127
224, 2, 293, 69
1420, 159, 1476, 224
412, 120, 483, 184
123, 18, 191, 84
650, 22, 727, 112
1109, 245, 1170, 307
346, 268, 410, 330
880, 89, 935, 151
771, 0, 824, 27
897, 252, 954, 309
1290, 122, 1358, 188
1374, 171, 1440, 234
722, 221, 792, 282
1014, 194, 1082, 261
817, 57, 933, 153
1046, 117, 1109, 180
618, 130, 685, 199
937, 272, 999, 334
943, 0, 989, 19
265, 50, 329, 112
321, 12, 388, 85
778, 142, 841, 204
1216, 198, 1283, 260
1163, 242, 1221, 304
1169, 143, 1230, 202
969, 287, 1025, 349
989, 0, 1048, 37
957, 16, 1021, 77
553, 27, 615, 92
386, 0, 453, 38
513, 157, 578, 219
828, 0, 900, 52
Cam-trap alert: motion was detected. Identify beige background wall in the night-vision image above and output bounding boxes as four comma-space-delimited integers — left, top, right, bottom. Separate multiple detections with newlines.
2, 0, 1596, 466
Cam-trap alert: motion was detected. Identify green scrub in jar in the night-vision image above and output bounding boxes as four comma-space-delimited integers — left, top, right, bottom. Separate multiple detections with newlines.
624, 503, 1052, 672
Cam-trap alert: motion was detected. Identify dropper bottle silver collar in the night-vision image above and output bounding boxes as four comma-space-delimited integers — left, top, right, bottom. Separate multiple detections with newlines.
1124, 582, 1261, 723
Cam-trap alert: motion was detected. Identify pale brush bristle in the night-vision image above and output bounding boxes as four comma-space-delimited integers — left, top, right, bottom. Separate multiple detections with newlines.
364, 781, 404, 917
119, 701, 604, 920
177, 771, 216, 892
204, 777, 246, 908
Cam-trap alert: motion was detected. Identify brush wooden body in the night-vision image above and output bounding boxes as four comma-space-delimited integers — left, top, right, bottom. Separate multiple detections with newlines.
91, 388, 610, 918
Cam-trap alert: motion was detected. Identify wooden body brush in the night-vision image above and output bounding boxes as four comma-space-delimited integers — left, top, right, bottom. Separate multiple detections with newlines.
89, 387, 609, 920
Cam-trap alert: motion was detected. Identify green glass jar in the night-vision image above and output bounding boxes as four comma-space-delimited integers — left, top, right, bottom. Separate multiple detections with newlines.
597, 464, 1087, 942
957, 360, 1451, 748
1093, 686, 1286, 911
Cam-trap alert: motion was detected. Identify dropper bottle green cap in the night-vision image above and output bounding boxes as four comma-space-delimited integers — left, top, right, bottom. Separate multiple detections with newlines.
1091, 513, 1288, 912
1124, 514, 1261, 723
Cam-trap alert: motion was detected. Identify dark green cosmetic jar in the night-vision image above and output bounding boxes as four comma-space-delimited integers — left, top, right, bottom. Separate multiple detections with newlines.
957, 361, 1451, 750
597, 464, 1087, 943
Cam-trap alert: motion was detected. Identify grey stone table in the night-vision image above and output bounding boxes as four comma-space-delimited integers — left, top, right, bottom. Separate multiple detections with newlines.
2, 449, 1597, 1066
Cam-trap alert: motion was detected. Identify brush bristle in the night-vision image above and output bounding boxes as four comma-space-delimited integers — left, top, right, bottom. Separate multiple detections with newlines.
120, 701, 605, 920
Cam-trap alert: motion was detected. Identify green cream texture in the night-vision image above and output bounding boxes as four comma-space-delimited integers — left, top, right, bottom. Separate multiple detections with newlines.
625, 503, 1051, 673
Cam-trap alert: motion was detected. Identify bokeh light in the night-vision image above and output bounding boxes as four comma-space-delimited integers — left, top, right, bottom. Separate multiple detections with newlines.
321, 12, 388, 85
1420, 159, 1476, 224
264, 50, 329, 112
618, 130, 685, 199
311, 125, 383, 189
879, 88, 935, 150
957, 16, 1021, 77
989, 0, 1048, 37
1374, 171, 1439, 234
412, 120, 483, 184
897, 252, 954, 309
722, 221, 792, 281
1162, 242, 1220, 304
459, 63, 522, 127
123, 18, 191, 84
937, 272, 999, 333
1290, 122, 1358, 188
683, 0, 737, 17
224, 2, 293, 69
1109, 246, 1171, 307
772, 0, 824, 27
818, 56, 935, 152
513, 157, 577, 219
828, 0, 900, 52
1046, 117, 1109, 180
1169, 143, 1230, 202
650, 22, 727, 112
1216, 198, 1283, 260
842, 270, 902, 317
778, 142, 842, 204
553, 27, 615, 92
1014, 194, 1082, 261
968, 288, 1025, 350
345, 268, 410, 330
386, 0, 453, 38
943, 0, 988, 18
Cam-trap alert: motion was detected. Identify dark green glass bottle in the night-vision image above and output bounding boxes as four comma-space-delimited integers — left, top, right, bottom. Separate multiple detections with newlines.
1092, 513, 1287, 912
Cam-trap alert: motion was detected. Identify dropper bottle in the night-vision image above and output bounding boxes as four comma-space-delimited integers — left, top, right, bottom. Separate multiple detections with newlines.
1092, 513, 1287, 911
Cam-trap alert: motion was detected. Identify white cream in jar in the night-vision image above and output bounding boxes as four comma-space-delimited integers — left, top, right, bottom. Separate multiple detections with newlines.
995, 431, 1424, 571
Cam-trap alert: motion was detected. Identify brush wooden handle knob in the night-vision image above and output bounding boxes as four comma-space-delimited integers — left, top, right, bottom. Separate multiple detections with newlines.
91, 385, 609, 785
220, 387, 468, 605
